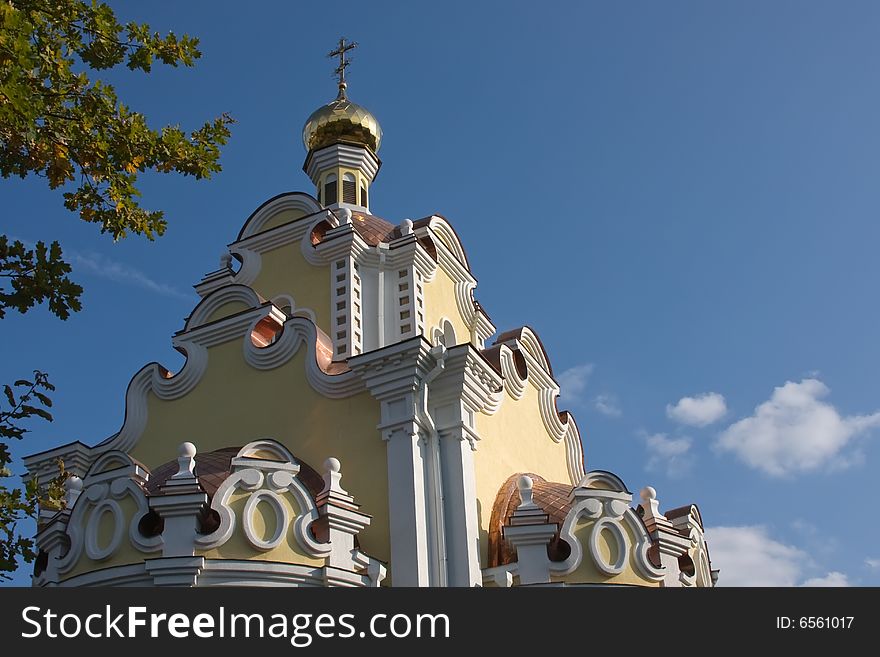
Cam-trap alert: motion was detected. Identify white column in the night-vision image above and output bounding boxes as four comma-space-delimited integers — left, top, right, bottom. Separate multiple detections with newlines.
436, 417, 481, 587
350, 340, 437, 587
384, 421, 431, 585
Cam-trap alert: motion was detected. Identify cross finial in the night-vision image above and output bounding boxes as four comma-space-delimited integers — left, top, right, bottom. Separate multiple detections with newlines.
328, 37, 358, 96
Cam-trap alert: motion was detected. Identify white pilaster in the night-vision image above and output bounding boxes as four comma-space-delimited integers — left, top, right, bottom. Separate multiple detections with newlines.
349, 339, 438, 586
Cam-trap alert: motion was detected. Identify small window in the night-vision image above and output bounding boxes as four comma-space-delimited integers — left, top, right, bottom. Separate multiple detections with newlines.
399, 282, 409, 292
336, 273, 346, 282
336, 260, 345, 270
336, 287, 345, 296
337, 315, 346, 326
337, 330, 346, 339
336, 301, 345, 311
324, 174, 338, 205
342, 173, 357, 204
400, 295, 410, 306
401, 323, 412, 334
336, 345, 346, 355
360, 185, 368, 207
398, 270, 408, 278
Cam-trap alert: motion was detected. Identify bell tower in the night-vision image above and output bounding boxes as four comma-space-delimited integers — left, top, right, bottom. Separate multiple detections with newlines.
302, 38, 382, 213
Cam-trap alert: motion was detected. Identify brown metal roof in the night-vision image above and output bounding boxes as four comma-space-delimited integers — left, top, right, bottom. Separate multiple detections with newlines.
309, 211, 437, 260
488, 473, 573, 568
145, 447, 325, 500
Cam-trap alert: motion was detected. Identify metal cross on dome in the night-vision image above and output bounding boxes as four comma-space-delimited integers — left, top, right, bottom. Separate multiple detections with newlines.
328, 37, 358, 89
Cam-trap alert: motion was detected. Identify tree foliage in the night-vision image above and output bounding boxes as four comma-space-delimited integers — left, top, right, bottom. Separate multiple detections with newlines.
0, 371, 67, 580
0, 1, 232, 578
0, 236, 82, 319
1, 0, 233, 241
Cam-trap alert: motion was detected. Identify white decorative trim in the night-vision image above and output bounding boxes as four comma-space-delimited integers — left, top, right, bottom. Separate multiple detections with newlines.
578, 470, 629, 492
243, 316, 365, 397
304, 143, 381, 185
422, 216, 469, 269
547, 476, 665, 583
242, 490, 289, 551
185, 284, 263, 330
57, 563, 152, 587
57, 456, 161, 575
237, 192, 322, 240
588, 518, 627, 575
195, 441, 331, 559
84, 499, 124, 561
498, 345, 527, 400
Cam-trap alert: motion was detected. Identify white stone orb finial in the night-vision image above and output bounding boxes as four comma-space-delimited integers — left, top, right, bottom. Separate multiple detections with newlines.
172, 441, 197, 479
65, 475, 83, 491
64, 475, 83, 508
640, 486, 657, 502
220, 251, 233, 269
400, 218, 414, 235
517, 474, 534, 506
321, 456, 348, 496
338, 207, 352, 225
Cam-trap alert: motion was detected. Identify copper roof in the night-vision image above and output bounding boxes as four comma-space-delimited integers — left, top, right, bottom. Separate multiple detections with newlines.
488, 473, 573, 568
145, 447, 325, 500
664, 504, 704, 529
310, 211, 437, 260
350, 211, 396, 244
493, 326, 555, 377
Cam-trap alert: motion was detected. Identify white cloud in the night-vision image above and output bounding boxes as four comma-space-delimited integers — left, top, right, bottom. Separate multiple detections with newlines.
866, 558, 880, 570
557, 364, 593, 400
593, 394, 622, 417
706, 526, 806, 586
70, 250, 191, 301
801, 572, 850, 587
666, 392, 727, 427
643, 432, 693, 477
716, 378, 880, 477
708, 525, 853, 587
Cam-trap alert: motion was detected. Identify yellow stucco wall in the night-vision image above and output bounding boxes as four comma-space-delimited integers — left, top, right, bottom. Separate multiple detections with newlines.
205, 300, 254, 325
248, 244, 330, 333
473, 383, 573, 565
257, 208, 308, 234
129, 342, 389, 563
422, 267, 471, 346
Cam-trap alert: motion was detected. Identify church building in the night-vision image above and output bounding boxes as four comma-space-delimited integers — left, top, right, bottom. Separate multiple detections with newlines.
24, 40, 716, 588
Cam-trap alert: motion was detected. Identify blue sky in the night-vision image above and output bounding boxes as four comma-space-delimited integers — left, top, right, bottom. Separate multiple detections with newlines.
3, 1, 880, 586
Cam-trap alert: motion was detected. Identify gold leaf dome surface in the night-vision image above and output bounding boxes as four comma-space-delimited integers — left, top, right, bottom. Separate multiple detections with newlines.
302, 85, 382, 154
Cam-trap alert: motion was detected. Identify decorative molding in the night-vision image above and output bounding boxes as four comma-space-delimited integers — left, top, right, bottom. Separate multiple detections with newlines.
195, 441, 331, 559
547, 474, 665, 583
480, 328, 586, 484
237, 192, 323, 241
184, 284, 265, 331
55, 455, 161, 576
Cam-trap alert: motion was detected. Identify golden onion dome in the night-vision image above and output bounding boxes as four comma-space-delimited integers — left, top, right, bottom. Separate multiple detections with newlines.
302, 83, 382, 154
